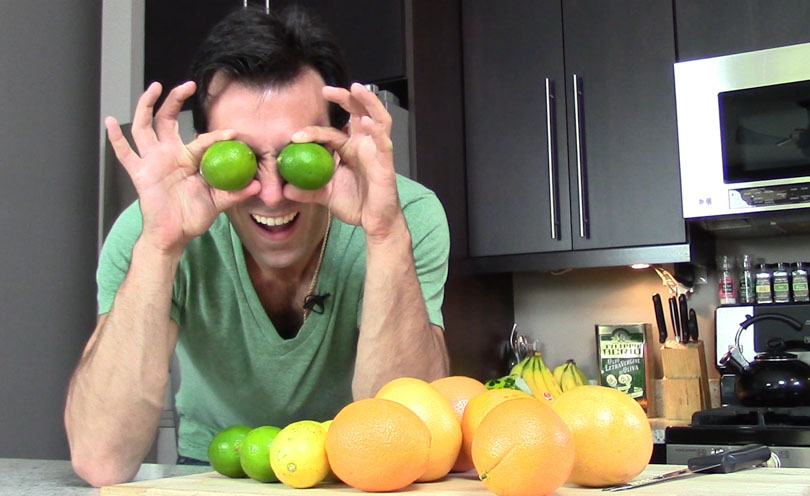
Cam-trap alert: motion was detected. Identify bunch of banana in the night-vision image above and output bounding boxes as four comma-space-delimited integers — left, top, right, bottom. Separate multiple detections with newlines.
509, 351, 562, 401
552, 359, 589, 392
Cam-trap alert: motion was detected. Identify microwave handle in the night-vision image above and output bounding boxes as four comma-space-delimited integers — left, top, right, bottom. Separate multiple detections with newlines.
572, 73, 590, 239
545, 78, 561, 240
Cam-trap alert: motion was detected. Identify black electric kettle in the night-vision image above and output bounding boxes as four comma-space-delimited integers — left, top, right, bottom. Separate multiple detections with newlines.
719, 313, 810, 407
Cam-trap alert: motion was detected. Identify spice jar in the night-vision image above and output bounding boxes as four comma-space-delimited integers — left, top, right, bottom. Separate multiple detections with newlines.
793, 262, 809, 303
773, 262, 791, 303
755, 263, 773, 304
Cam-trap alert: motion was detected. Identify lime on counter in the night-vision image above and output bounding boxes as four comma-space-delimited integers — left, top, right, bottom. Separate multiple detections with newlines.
277, 142, 335, 190
208, 424, 252, 478
240, 425, 283, 483
200, 140, 258, 191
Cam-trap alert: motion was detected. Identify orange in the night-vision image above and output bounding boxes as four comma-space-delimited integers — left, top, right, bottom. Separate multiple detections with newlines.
430, 375, 487, 472
460, 387, 532, 474
277, 142, 335, 190
472, 397, 574, 496
200, 140, 257, 190
551, 385, 653, 487
325, 398, 430, 492
375, 377, 462, 481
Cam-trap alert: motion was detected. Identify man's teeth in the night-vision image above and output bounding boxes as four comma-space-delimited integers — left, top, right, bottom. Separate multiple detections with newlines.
251, 212, 298, 226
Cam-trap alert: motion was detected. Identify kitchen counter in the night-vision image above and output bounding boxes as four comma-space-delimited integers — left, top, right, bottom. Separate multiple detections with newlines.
5, 458, 810, 495
0, 458, 209, 495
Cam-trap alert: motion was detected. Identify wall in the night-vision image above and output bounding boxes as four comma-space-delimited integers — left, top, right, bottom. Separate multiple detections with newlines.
0, 1, 101, 458
513, 233, 810, 385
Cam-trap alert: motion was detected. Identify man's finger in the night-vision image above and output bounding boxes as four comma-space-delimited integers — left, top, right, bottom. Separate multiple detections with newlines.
105, 116, 139, 176
130, 82, 162, 152
154, 81, 196, 141
350, 83, 392, 133
185, 129, 239, 166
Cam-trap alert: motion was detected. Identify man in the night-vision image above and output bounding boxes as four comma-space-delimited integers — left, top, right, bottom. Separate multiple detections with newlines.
65, 6, 450, 487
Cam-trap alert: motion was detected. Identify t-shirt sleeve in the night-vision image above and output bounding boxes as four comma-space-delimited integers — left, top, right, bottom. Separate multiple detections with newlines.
402, 191, 451, 330
96, 201, 181, 322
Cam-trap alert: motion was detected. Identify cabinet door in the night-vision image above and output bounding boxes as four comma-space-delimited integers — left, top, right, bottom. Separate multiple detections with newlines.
563, 0, 686, 250
462, 1, 571, 256
675, 0, 810, 61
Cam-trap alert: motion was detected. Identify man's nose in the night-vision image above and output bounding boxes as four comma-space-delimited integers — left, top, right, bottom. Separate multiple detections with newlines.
255, 165, 286, 206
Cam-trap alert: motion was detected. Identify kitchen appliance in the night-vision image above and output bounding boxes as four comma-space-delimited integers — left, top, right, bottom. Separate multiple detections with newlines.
666, 407, 810, 468
718, 313, 810, 407
674, 42, 810, 219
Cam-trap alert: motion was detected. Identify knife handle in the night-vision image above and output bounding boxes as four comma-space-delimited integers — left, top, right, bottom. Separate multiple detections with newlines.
677, 294, 690, 343
688, 308, 699, 341
668, 296, 681, 341
687, 444, 771, 473
652, 293, 667, 344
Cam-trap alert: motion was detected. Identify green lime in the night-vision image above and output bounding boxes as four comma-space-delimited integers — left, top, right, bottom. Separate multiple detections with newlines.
200, 140, 258, 190
277, 142, 334, 190
208, 424, 252, 478
240, 425, 283, 483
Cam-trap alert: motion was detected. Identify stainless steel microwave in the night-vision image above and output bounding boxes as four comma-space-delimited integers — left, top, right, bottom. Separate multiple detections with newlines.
674, 42, 810, 219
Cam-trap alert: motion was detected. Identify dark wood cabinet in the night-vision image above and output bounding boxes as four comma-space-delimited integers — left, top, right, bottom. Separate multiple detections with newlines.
675, 0, 810, 61
462, 0, 686, 266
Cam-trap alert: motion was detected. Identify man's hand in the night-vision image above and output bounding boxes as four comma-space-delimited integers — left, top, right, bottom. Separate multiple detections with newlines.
282, 83, 402, 243
105, 81, 260, 253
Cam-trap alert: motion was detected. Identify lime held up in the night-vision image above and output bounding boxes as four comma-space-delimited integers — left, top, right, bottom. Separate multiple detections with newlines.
277, 142, 335, 190
200, 140, 258, 191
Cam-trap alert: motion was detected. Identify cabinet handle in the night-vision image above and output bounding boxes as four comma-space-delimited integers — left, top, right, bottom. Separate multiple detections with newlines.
545, 78, 561, 240
572, 74, 590, 239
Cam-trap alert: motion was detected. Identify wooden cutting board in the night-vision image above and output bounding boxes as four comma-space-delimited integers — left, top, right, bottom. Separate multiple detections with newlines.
102, 466, 810, 495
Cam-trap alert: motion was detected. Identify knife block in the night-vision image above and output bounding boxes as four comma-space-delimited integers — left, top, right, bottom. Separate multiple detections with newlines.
660, 341, 711, 420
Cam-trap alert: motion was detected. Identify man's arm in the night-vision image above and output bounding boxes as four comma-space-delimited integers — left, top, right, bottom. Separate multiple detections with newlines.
352, 212, 449, 398
64, 241, 181, 487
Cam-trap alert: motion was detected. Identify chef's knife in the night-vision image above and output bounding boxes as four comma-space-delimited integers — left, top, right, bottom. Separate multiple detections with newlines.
678, 294, 690, 344
652, 293, 667, 344
688, 308, 699, 341
668, 296, 681, 342
603, 444, 771, 492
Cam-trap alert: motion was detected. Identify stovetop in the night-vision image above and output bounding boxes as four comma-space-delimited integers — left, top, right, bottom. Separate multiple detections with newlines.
666, 406, 810, 446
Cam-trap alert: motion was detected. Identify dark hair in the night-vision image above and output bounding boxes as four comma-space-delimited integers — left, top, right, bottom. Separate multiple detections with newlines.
189, 5, 349, 133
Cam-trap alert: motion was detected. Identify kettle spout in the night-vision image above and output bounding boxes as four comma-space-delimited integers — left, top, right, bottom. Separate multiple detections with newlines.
719, 346, 750, 374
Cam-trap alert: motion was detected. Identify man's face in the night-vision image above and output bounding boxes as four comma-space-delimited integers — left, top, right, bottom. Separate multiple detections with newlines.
205, 68, 331, 274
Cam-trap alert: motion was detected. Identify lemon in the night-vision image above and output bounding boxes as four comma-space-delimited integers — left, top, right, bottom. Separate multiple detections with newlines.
277, 142, 334, 190
207, 424, 252, 478
270, 420, 330, 488
200, 140, 258, 190
240, 425, 282, 483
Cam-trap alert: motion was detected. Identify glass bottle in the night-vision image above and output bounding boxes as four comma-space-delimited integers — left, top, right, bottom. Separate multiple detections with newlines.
792, 262, 809, 302
738, 254, 756, 304
773, 262, 791, 303
755, 263, 773, 304
717, 255, 737, 305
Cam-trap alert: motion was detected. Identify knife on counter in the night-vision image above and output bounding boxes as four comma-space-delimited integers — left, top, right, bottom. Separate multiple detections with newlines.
603, 444, 772, 492
678, 294, 690, 344
688, 308, 699, 342
652, 293, 668, 344
668, 296, 681, 342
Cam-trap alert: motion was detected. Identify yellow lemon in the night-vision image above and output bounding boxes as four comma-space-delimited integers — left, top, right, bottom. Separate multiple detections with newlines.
270, 420, 330, 488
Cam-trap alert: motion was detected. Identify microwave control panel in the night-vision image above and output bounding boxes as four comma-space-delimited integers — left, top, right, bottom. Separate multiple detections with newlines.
730, 182, 810, 209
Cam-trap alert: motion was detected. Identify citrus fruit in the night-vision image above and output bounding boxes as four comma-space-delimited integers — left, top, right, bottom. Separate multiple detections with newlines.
551, 385, 653, 487
460, 387, 532, 474
375, 376, 462, 482
207, 424, 252, 478
200, 139, 257, 190
472, 397, 574, 496
325, 397, 430, 492
239, 425, 282, 483
430, 375, 487, 472
277, 142, 334, 190
270, 420, 330, 489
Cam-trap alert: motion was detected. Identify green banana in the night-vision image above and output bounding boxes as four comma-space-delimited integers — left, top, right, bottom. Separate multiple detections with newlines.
555, 359, 590, 392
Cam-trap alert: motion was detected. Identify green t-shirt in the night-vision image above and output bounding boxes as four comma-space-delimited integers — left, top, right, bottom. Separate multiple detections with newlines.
96, 175, 449, 460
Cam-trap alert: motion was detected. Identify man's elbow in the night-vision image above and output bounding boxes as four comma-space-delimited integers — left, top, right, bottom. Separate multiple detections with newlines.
71, 449, 139, 488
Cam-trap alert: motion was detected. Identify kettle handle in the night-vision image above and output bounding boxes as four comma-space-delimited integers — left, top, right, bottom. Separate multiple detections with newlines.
734, 313, 804, 348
